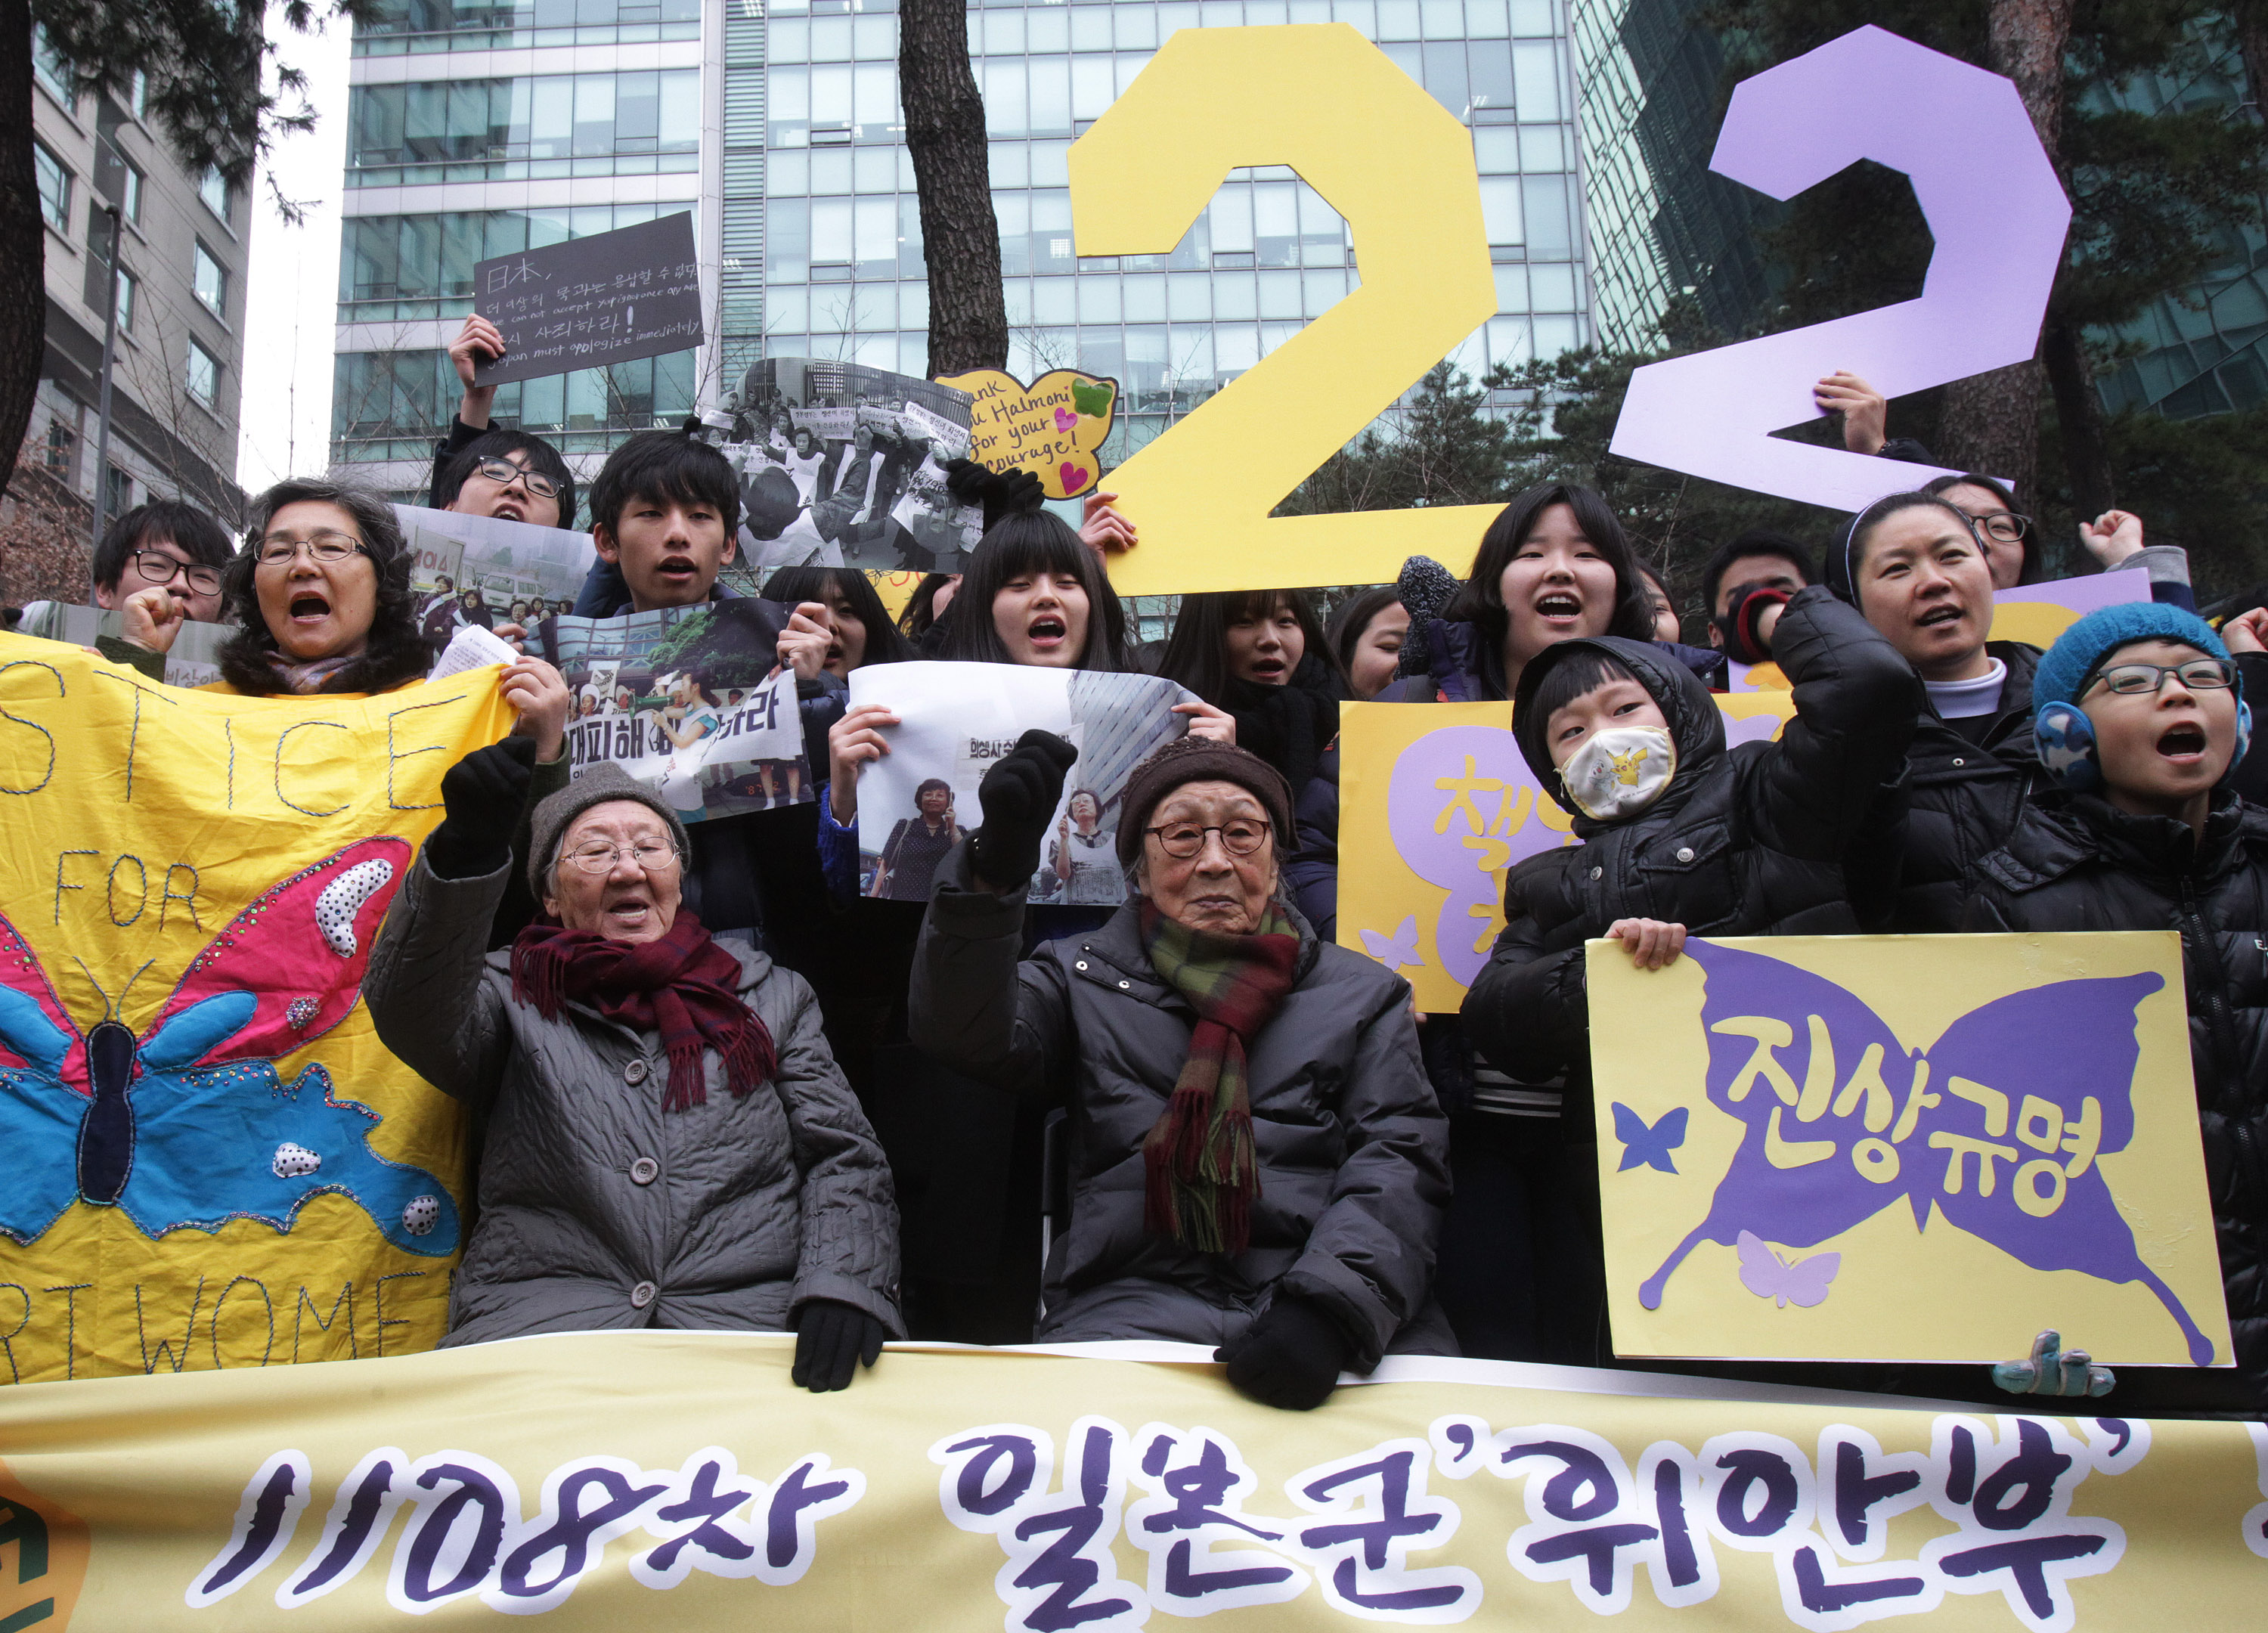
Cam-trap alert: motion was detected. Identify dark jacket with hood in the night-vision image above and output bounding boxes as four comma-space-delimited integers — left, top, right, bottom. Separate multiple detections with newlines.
1284, 618, 1726, 940
908, 844, 1452, 1364
1821, 522, 2046, 933
1461, 587, 1921, 1113
1963, 789, 2268, 1414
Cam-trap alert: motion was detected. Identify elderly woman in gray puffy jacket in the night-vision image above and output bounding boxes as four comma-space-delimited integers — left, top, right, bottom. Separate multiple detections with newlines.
909, 734, 1452, 1409
365, 741, 903, 1390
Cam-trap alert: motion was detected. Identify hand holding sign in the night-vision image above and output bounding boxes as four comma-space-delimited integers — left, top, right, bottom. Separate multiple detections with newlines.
1609, 26, 2072, 511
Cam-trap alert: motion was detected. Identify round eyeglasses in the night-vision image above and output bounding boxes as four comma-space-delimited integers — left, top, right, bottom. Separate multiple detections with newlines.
475, 457, 561, 500
1145, 819, 1272, 859
1969, 510, 2031, 545
561, 839, 682, 874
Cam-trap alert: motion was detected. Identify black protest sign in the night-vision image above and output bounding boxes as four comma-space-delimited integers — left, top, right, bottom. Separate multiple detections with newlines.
472, 212, 703, 386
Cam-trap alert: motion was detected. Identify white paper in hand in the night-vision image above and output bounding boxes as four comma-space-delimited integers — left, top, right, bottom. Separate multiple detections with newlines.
429, 622, 522, 680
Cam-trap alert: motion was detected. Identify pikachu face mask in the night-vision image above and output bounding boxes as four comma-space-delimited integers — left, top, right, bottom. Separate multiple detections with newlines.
1558, 725, 1677, 823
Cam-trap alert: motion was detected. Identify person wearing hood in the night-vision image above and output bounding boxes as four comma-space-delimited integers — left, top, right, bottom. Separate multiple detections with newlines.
1155, 589, 1349, 793
1959, 603, 2268, 1415
1458, 585, 1920, 1364
909, 734, 1452, 1407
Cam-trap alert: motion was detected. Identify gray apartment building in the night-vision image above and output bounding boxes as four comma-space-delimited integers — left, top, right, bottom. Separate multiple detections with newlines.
6, 26, 251, 602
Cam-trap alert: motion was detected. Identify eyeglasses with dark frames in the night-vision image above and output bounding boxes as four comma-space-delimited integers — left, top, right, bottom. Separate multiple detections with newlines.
1145, 819, 1272, 859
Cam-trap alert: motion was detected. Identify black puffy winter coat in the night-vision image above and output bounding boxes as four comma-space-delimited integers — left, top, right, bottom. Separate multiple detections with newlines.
1849, 640, 2043, 933
1963, 789, 2268, 1413
1462, 587, 1921, 1104
908, 845, 1452, 1365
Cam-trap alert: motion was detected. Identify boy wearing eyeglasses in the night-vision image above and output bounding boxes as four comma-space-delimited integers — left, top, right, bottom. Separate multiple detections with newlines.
431, 314, 578, 531
91, 500, 231, 624
1962, 603, 2268, 1414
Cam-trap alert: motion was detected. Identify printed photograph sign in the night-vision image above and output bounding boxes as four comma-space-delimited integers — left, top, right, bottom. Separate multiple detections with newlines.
846, 662, 1196, 903
1588, 931, 2231, 1368
539, 603, 813, 821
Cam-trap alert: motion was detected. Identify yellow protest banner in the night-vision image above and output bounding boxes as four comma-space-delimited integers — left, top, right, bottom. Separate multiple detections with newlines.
1588, 931, 2231, 1370
937, 367, 1119, 500
0, 636, 516, 1383
1070, 26, 1501, 594
1336, 696, 1797, 1012
3, 1330, 2266, 1628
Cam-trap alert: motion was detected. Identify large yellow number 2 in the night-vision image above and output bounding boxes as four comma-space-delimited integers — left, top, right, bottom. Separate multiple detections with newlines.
1069, 24, 1501, 596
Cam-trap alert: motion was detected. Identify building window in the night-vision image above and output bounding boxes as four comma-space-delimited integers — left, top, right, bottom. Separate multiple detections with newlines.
104, 464, 134, 527
120, 160, 144, 225
44, 418, 77, 475
129, 70, 148, 119
32, 26, 73, 105
114, 268, 137, 333
187, 338, 220, 407
194, 243, 228, 319
34, 142, 70, 234
200, 166, 231, 222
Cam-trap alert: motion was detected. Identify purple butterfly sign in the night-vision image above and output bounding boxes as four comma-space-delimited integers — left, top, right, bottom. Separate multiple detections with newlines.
1588, 932, 2231, 1367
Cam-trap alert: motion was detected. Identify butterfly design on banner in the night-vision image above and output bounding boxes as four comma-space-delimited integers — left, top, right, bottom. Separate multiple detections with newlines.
1638, 940, 2214, 1365
1358, 915, 1423, 976
0, 837, 460, 1256
1613, 1102, 1687, 1174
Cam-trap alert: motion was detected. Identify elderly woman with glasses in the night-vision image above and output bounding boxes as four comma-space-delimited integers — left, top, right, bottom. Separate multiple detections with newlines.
364, 745, 904, 1390
909, 734, 1452, 1408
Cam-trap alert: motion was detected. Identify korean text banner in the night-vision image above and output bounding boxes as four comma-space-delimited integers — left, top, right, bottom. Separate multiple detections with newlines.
1588, 932, 2230, 1369
1336, 696, 1798, 1012
5, 1331, 2268, 1630
539, 603, 813, 821
0, 637, 518, 1384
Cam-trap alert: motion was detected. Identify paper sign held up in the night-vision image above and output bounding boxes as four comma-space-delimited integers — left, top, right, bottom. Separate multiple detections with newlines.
936, 368, 1120, 500
473, 212, 704, 386
1588, 931, 2229, 1368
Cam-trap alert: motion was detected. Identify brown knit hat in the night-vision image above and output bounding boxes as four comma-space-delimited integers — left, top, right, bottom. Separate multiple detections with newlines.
1116, 737, 1295, 863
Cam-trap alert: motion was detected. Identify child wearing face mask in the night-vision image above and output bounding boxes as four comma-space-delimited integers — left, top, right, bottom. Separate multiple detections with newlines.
1457, 586, 1919, 1366
1960, 603, 2268, 1415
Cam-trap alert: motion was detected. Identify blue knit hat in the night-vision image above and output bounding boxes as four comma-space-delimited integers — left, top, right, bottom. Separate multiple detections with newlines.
2031, 602, 2230, 714
2031, 602, 2248, 792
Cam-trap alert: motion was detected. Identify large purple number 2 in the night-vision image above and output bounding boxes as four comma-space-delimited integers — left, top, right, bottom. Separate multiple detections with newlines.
1608, 26, 2071, 512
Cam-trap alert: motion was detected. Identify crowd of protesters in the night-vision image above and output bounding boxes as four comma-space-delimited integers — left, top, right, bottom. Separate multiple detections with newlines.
37, 355, 2268, 1421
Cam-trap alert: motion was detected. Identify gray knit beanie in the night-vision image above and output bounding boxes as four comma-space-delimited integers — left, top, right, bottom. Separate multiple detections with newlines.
525, 764, 692, 898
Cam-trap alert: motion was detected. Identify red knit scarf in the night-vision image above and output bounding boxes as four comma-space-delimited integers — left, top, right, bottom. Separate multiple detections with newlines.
1138, 899, 1300, 1255
510, 909, 775, 1112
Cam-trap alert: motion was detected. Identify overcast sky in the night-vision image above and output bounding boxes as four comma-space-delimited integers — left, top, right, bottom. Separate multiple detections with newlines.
234, 16, 354, 495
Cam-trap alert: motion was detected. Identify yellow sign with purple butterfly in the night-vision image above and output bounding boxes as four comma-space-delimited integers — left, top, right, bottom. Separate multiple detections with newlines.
1336, 697, 1798, 1013
1588, 931, 2231, 1368
0, 635, 516, 1384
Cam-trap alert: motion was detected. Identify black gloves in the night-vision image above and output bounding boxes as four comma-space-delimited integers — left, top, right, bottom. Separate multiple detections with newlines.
426, 737, 538, 880
1712, 584, 1794, 665
1216, 1296, 1352, 1411
792, 1299, 886, 1392
943, 457, 1049, 530
969, 730, 1079, 891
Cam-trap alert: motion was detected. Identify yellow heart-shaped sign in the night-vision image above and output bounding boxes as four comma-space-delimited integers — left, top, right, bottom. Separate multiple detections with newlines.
937, 368, 1118, 500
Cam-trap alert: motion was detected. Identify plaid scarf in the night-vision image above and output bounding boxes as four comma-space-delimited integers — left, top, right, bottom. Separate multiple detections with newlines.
1139, 899, 1300, 1255
510, 909, 775, 1113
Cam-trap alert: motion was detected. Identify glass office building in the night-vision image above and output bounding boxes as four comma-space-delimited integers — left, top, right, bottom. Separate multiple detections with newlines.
333, 0, 717, 492
755, 0, 1598, 469
336, 0, 1601, 490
